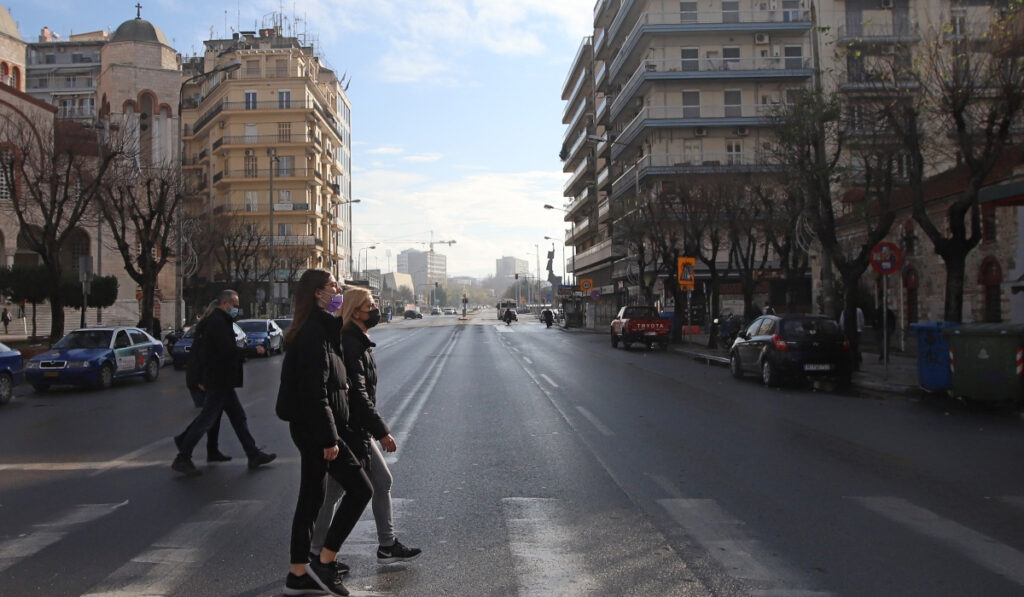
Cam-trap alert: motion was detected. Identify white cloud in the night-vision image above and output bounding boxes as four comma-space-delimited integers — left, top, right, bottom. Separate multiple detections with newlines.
367, 146, 406, 155
403, 153, 444, 163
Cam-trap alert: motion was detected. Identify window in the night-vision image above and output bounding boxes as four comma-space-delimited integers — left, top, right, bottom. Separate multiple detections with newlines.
244, 90, 257, 110
782, 0, 801, 22
680, 1, 698, 22
726, 140, 743, 165
245, 60, 260, 77
278, 223, 292, 236
244, 190, 259, 212
982, 204, 997, 242
722, 1, 739, 23
244, 155, 258, 177
723, 47, 740, 69
277, 122, 291, 142
276, 155, 293, 177
114, 331, 131, 349
44, 54, 55, 64
724, 90, 742, 117
244, 123, 258, 143
784, 46, 804, 70
681, 48, 699, 71
951, 8, 966, 37
682, 91, 700, 118
72, 53, 83, 63
0, 147, 12, 203
278, 189, 292, 204
275, 59, 289, 77
278, 89, 291, 109
65, 76, 76, 88
683, 139, 702, 163
128, 330, 150, 345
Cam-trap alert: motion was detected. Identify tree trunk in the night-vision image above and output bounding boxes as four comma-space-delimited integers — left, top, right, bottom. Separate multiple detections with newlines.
48, 287, 65, 344
943, 250, 966, 323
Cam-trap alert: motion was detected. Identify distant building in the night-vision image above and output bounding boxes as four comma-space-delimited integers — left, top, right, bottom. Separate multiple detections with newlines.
398, 248, 447, 291
449, 276, 476, 288
495, 256, 528, 293
25, 28, 108, 121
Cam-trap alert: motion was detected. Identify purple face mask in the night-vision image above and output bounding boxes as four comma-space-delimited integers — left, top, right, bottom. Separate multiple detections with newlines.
322, 292, 344, 313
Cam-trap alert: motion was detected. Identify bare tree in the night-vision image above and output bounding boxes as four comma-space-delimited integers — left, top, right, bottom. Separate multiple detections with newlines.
614, 188, 663, 306
0, 115, 122, 342
96, 158, 183, 333
756, 185, 810, 313
723, 180, 770, 319
205, 214, 267, 303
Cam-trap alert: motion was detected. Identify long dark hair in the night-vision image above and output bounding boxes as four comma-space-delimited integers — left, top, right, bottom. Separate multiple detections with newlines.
285, 269, 332, 346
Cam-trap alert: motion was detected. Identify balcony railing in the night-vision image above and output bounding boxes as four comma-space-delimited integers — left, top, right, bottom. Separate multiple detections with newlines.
837, 21, 919, 41
56, 106, 96, 119
219, 134, 315, 145
609, 152, 779, 198
613, 104, 782, 147
573, 237, 624, 270
214, 167, 317, 181
563, 158, 592, 195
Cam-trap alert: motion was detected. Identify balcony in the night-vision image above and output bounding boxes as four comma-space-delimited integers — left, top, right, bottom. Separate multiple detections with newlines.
612, 104, 775, 155
561, 36, 593, 100
598, 199, 611, 222
566, 218, 592, 243
596, 165, 610, 189
610, 57, 811, 121
566, 187, 593, 216
610, 152, 780, 200
607, 9, 812, 82
56, 106, 96, 120
218, 134, 316, 146
213, 167, 318, 185
573, 237, 625, 271
563, 158, 592, 196
270, 235, 316, 246
563, 99, 589, 140
564, 130, 589, 170
595, 96, 609, 124
837, 21, 919, 43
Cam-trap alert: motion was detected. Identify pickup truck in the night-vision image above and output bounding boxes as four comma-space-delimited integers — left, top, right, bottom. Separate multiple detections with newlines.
610, 306, 671, 350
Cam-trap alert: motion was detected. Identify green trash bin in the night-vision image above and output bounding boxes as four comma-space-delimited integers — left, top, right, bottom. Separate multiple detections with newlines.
941, 323, 1024, 403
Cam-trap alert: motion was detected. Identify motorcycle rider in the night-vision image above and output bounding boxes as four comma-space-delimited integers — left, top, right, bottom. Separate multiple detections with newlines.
503, 308, 515, 326
541, 308, 554, 328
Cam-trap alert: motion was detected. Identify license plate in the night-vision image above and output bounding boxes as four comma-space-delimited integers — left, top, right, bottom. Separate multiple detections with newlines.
803, 364, 832, 371
43, 371, 59, 378
644, 331, 657, 336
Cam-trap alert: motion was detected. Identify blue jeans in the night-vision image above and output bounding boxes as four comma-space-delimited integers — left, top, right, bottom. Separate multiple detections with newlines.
176, 387, 258, 459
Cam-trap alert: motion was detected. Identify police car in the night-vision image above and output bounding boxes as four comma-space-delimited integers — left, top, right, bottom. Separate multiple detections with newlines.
25, 326, 164, 392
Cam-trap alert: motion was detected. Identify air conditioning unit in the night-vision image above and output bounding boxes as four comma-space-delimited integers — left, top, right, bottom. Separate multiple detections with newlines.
880, 0, 893, 8
244, 148, 255, 156
694, 127, 708, 137
735, 126, 749, 136
755, 33, 770, 45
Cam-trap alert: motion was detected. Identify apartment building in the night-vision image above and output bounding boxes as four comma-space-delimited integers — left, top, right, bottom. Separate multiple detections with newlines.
398, 249, 448, 292
180, 23, 353, 311
563, 0, 815, 326
495, 256, 529, 293
25, 28, 107, 121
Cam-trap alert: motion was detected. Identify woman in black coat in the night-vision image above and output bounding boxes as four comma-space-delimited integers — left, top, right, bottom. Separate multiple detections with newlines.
276, 269, 371, 597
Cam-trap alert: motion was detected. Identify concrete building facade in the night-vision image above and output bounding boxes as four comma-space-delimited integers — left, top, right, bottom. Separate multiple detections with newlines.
398, 248, 448, 294
25, 28, 107, 121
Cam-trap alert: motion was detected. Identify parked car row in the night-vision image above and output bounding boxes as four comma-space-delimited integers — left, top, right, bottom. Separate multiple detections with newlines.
25, 326, 165, 392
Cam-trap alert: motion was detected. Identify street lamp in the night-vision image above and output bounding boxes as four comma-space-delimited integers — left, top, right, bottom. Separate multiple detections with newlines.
358, 245, 376, 277
176, 58, 241, 330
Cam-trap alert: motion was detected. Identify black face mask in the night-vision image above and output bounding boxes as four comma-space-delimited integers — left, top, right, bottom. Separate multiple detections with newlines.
365, 308, 382, 329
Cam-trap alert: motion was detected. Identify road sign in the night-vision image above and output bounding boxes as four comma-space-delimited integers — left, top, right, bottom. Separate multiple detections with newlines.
590, 290, 600, 299
579, 278, 594, 292
677, 257, 696, 291
870, 242, 903, 275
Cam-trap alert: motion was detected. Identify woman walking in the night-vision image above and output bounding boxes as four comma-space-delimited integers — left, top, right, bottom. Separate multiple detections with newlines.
276, 270, 372, 597
308, 287, 421, 566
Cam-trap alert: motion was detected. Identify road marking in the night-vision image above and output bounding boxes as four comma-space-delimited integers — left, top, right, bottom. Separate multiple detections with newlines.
82, 500, 262, 597
574, 406, 613, 437
0, 501, 128, 573
539, 374, 558, 388
852, 496, 1024, 587
523, 356, 533, 365
89, 437, 171, 477
502, 497, 596, 596
659, 498, 833, 596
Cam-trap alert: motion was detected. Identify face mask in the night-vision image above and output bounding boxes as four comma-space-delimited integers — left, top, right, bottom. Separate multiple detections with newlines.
365, 308, 381, 329
228, 307, 239, 319
321, 291, 344, 313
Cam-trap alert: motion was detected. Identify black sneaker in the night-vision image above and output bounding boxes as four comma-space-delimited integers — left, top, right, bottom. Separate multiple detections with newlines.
171, 455, 201, 477
173, 434, 183, 452
284, 572, 324, 596
247, 450, 277, 469
377, 538, 422, 563
308, 552, 350, 575
207, 450, 233, 462
305, 560, 349, 596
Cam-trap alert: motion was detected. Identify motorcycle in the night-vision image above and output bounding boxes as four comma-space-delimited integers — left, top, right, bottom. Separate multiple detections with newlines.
503, 310, 516, 326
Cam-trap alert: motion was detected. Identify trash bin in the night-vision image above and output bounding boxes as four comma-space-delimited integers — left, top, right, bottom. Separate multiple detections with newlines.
908, 321, 959, 391
941, 323, 1024, 403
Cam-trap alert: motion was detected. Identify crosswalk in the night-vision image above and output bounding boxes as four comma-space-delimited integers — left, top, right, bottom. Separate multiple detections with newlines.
2, 491, 1023, 595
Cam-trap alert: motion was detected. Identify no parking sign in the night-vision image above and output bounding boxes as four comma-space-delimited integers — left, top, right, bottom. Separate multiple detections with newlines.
870, 242, 903, 275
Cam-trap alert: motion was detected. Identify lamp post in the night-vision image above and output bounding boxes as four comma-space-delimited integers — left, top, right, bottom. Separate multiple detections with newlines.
358, 245, 376, 277
176, 58, 241, 330
267, 147, 279, 317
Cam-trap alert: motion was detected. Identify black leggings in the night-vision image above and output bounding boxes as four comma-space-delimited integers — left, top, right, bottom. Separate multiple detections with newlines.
289, 426, 373, 564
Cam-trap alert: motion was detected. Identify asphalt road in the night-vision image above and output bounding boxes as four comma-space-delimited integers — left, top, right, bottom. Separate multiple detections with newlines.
1, 311, 1023, 596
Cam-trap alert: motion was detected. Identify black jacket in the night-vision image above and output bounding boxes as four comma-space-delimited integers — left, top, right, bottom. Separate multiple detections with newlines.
340, 322, 390, 462
184, 317, 208, 392
276, 309, 348, 449
200, 309, 246, 389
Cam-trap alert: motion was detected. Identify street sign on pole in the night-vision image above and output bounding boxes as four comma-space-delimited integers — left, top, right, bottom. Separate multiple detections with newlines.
677, 257, 695, 291
579, 278, 594, 293
869, 242, 903, 275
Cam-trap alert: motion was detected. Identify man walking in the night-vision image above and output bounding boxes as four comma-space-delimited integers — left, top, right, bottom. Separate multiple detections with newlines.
172, 289, 276, 476
1, 307, 10, 334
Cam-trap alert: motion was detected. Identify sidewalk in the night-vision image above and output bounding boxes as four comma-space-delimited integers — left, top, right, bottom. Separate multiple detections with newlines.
560, 325, 923, 399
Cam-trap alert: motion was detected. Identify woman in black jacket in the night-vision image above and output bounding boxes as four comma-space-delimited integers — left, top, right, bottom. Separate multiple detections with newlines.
308, 287, 421, 565
276, 269, 371, 597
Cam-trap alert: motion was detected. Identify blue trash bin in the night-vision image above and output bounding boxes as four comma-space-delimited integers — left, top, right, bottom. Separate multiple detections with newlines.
908, 321, 959, 391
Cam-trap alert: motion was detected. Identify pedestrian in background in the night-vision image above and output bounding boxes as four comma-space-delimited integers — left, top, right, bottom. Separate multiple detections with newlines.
171, 289, 276, 476
309, 286, 421, 568
276, 270, 372, 597
178, 299, 229, 461
1, 307, 10, 334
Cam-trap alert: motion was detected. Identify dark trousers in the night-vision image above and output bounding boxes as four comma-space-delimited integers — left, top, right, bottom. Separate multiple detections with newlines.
289, 425, 373, 565
176, 387, 258, 459
180, 388, 221, 452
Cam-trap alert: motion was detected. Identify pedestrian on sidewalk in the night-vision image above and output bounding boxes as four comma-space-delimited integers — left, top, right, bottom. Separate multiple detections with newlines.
176, 300, 229, 462
1, 307, 10, 334
171, 289, 276, 477
276, 269, 372, 597
308, 287, 421, 570
840, 305, 865, 371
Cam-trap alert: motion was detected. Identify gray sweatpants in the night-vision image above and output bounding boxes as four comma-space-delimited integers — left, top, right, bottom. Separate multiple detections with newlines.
310, 439, 395, 552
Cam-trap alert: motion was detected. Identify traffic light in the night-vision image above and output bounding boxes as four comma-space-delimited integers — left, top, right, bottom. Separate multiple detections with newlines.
514, 273, 519, 280
435, 282, 439, 288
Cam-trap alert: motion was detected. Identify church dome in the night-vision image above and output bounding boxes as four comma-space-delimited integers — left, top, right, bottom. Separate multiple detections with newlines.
111, 16, 168, 45
0, 6, 22, 41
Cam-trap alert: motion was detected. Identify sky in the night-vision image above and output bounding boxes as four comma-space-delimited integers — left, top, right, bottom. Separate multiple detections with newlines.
3, 0, 594, 280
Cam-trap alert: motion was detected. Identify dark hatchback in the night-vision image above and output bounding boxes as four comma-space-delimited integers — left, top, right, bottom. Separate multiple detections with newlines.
729, 314, 852, 387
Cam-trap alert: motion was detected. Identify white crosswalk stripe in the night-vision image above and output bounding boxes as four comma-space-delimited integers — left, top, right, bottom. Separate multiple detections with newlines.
502, 497, 598, 597
851, 496, 1024, 587
81, 500, 262, 597
0, 501, 128, 574
658, 498, 834, 597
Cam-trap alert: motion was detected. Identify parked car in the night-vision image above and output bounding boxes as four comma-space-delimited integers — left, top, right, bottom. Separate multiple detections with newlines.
729, 314, 852, 387
274, 317, 293, 333
237, 318, 284, 356
404, 309, 423, 319
0, 341, 24, 404
171, 322, 247, 369
25, 327, 164, 391
443, 307, 456, 315
610, 305, 671, 350
431, 307, 441, 315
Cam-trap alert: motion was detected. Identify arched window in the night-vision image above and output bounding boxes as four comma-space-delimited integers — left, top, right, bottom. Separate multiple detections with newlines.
903, 267, 919, 324
61, 228, 92, 273
978, 257, 1002, 323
